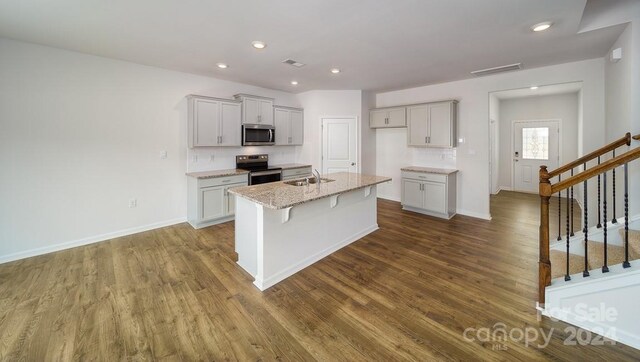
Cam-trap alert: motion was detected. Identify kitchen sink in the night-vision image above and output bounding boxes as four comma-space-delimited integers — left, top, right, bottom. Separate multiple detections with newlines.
284, 178, 335, 186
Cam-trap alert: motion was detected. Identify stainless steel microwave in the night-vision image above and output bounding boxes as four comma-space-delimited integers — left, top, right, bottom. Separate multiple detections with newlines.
242, 124, 275, 146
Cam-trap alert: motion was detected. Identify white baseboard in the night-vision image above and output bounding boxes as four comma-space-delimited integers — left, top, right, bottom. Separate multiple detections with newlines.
254, 224, 379, 291
457, 209, 492, 221
377, 194, 401, 202
496, 186, 513, 193
0, 217, 187, 265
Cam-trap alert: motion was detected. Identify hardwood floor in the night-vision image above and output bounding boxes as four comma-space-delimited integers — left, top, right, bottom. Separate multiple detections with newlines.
1, 195, 638, 360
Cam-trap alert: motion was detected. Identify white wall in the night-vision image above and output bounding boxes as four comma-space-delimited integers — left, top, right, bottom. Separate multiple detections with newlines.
497, 93, 579, 190
489, 94, 500, 194
605, 24, 632, 143
360, 91, 377, 174
376, 59, 605, 219
605, 24, 633, 220
631, 19, 640, 217
295, 90, 363, 171
0, 38, 300, 262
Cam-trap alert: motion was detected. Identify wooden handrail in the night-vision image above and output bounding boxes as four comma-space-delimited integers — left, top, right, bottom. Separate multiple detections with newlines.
538, 166, 552, 304
547, 147, 640, 194
548, 133, 631, 178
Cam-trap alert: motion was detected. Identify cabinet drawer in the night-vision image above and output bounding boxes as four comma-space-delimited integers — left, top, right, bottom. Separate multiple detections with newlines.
282, 167, 312, 178
198, 174, 248, 188
402, 171, 447, 183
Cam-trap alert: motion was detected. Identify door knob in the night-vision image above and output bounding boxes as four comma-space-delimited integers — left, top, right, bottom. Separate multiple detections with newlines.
351, 162, 356, 166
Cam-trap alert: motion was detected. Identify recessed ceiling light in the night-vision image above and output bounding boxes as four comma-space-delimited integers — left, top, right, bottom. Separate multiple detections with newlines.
216, 63, 228, 69
291, 81, 298, 85
530, 86, 539, 90
252, 41, 266, 49
330, 68, 341, 74
532, 22, 552, 32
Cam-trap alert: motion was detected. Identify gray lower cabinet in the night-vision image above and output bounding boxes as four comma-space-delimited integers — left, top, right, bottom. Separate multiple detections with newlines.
281, 167, 312, 180
188, 174, 248, 228
401, 170, 456, 219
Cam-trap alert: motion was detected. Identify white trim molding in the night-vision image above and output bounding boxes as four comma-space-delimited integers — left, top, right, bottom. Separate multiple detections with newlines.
457, 209, 493, 220
0, 217, 187, 264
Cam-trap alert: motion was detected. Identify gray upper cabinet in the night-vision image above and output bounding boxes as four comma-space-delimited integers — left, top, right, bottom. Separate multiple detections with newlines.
274, 106, 304, 146
234, 94, 274, 125
407, 100, 457, 147
370, 107, 406, 128
188, 95, 242, 148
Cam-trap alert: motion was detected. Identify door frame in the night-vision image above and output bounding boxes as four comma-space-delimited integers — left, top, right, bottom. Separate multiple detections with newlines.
320, 116, 360, 175
510, 119, 562, 193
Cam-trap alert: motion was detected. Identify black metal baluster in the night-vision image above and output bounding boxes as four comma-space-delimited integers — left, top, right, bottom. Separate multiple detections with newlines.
623, 163, 631, 268
583, 163, 589, 277
565, 186, 571, 281
570, 168, 575, 236
602, 171, 609, 273
612, 150, 618, 224
557, 174, 562, 241
597, 156, 602, 228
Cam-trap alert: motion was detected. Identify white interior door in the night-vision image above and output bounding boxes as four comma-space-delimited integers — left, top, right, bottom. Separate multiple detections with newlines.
322, 117, 357, 175
513, 120, 560, 193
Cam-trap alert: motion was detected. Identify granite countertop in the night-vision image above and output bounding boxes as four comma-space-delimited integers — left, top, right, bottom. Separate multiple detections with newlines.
185, 169, 249, 179
272, 163, 312, 170
228, 172, 391, 209
401, 166, 458, 175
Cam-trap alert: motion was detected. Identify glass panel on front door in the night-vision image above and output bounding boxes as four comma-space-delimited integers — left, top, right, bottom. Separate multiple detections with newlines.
522, 127, 549, 160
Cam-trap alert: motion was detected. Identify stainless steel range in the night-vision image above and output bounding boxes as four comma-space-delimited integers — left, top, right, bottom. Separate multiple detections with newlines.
236, 154, 282, 185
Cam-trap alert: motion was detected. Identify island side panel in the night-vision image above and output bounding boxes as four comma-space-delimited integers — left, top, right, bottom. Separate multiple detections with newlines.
254, 186, 379, 290
235, 196, 260, 277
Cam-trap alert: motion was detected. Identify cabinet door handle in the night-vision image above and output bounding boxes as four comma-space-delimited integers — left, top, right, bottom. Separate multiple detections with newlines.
219, 136, 223, 144
425, 136, 428, 144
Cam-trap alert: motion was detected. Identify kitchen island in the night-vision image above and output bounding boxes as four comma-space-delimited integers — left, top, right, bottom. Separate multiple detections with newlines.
228, 172, 391, 290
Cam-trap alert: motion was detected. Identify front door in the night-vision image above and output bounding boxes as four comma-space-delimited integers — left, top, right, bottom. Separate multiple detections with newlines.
513, 120, 560, 193
322, 117, 358, 174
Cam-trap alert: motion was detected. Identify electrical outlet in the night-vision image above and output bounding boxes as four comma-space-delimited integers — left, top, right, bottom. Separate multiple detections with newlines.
160, 150, 168, 159
210, 154, 215, 162
128, 198, 137, 208
192, 154, 198, 162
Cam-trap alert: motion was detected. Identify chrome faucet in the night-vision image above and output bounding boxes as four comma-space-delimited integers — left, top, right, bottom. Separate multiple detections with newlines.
314, 169, 321, 184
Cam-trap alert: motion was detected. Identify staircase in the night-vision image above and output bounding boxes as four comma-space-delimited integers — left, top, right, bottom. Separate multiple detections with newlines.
538, 132, 640, 349
549, 224, 640, 279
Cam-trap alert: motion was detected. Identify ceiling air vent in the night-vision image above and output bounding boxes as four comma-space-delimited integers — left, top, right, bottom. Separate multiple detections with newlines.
470, 63, 522, 77
282, 59, 306, 67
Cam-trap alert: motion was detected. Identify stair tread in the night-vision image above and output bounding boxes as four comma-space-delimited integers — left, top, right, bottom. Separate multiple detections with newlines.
550, 250, 585, 279
587, 241, 627, 268
618, 229, 640, 260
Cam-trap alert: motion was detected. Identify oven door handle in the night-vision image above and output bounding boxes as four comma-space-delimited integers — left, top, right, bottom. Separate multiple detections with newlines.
251, 170, 282, 177
268, 129, 273, 142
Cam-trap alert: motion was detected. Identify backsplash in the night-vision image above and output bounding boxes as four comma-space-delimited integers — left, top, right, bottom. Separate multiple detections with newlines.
186, 146, 299, 172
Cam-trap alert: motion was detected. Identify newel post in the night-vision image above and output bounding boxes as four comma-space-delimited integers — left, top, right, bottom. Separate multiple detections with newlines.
539, 166, 552, 305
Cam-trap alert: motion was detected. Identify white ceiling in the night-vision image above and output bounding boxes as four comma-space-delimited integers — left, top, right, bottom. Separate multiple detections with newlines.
0, 0, 627, 93
492, 82, 583, 100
